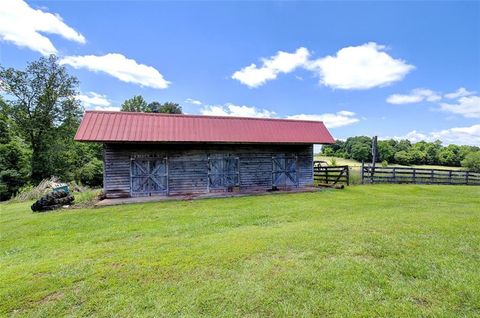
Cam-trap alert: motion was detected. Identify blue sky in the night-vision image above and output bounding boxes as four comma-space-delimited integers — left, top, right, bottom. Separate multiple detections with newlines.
1, 0, 479, 145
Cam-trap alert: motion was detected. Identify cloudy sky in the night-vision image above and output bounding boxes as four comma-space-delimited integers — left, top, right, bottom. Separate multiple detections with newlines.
0, 0, 479, 145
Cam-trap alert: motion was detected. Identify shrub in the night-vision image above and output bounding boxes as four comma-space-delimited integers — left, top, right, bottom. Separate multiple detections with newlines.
394, 151, 411, 166
329, 158, 337, 166
461, 152, 480, 172
381, 160, 388, 168
76, 158, 103, 187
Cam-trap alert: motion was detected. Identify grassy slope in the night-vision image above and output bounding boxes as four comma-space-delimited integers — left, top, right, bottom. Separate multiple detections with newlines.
315, 155, 464, 170
1, 185, 479, 317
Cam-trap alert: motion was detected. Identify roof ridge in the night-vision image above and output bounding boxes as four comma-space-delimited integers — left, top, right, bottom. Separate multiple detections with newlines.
84, 110, 326, 124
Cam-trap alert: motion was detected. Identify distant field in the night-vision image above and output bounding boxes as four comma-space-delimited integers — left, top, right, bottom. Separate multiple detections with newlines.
316, 155, 464, 170
1, 185, 479, 317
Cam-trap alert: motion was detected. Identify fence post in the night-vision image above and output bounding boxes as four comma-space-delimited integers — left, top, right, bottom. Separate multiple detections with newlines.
392, 167, 396, 183
449, 170, 452, 184
346, 166, 350, 186
431, 169, 434, 184
413, 168, 416, 184
325, 168, 329, 184
361, 161, 364, 184
466, 171, 469, 185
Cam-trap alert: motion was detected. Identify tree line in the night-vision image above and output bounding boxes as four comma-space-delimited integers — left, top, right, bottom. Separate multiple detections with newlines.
321, 136, 480, 170
0, 55, 182, 200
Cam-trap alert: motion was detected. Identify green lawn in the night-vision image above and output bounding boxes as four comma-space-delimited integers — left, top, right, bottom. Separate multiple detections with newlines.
1, 185, 480, 317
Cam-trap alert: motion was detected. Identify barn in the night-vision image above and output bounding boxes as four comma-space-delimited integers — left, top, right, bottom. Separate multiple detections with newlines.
75, 111, 335, 198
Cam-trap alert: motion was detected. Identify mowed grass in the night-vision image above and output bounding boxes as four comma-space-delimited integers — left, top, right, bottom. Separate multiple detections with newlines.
1, 185, 480, 317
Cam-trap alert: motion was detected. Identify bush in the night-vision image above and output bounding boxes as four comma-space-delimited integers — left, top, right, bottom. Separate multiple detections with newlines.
329, 158, 337, 166
381, 160, 388, 168
461, 152, 480, 172
394, 151, 411, 166
76, 158, 103, 187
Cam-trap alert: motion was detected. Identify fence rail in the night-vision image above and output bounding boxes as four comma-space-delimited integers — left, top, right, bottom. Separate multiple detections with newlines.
314, 163, 349, 186
361, 163, 480, 185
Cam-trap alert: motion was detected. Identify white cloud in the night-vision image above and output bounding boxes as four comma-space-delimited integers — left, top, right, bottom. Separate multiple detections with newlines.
388, 124, 480, 146
439, 95, 480, 118
307, 43, 414, 89
0, 0, 85, 55
77, 92, 111, 108
94, 106, 120, 112
444, 87, 475, 99
232, 43, 413, 89
185, 98, 202, 105
199, 101, 359, 129
386, 88, 441, 104
287, 111, 360, 128
60, 53, 170, 89
231, 47, 310, 88
201, 103, 276, 118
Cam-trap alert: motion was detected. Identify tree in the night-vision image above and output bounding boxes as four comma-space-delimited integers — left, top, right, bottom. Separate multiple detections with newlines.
394, 150, 411, 165
0, 55, 82, 182
344, 136, 371, 161
0, 137, 30, 200
147, 101, 162, 113
377, 140, 396, 162
461, 152, 480, 172
350, 143, 370, 162
121, 95, 148, 112
0, 107, 30, 199
156, 102, 182, 114
395, 139, 412, 152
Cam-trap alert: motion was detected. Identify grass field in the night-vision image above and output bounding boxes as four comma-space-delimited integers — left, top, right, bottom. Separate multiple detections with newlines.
1, 185, 480, 317
315, 155, 464, 170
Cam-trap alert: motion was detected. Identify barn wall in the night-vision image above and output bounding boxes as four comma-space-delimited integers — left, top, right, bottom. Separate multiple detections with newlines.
103, 143, 313, 198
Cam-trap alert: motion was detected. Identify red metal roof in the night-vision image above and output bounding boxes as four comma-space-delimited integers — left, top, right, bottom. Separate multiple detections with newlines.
75, 111, 335, 144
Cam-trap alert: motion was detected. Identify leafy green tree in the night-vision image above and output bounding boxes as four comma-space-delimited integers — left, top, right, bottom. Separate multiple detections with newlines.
438, 145, 461, 166
147, 101, 162, 113
76, 157, 103, 186
321, 147, 335, 156
424, 140, 442, 164
395, 139, 412, 152
350, 143, 370, 162
156, 102, 182, 114
394, 150, 411, 165
344, 136, 371, 161
461, 152, 480, 172
121, 95, 148, 112
0, 55, 82, 182
377, 140, 396, 162
408, 149, 427, 165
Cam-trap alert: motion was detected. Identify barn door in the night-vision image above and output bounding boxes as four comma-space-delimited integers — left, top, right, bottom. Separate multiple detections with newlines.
131, 157, 168, 195
208, 156, 239, 190
272, 156, 298, 188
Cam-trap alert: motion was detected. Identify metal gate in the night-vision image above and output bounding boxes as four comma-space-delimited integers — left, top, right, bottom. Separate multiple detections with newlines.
208, 157, 239, 190
131, 156, 168, 195
272, 156, 298, 188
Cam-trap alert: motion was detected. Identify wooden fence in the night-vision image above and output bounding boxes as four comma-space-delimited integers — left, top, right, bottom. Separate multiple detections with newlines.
314, 163, 349, 186
361, 164, 480, 185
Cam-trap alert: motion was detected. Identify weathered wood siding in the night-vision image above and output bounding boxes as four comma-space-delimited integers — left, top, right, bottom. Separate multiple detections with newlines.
103, 143, 313, 198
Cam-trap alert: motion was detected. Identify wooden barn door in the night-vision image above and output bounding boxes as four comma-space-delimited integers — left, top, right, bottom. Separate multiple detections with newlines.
272, 156, 298, 188
131, 157, 168, 196
208, 157, 239, 191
